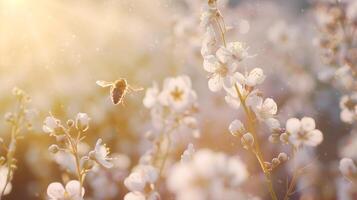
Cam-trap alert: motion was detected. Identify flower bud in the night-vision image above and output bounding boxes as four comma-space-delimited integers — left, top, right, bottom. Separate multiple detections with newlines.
229, 120, 245, 137
67, 119, 74, 127
75, 113, 90, 132
241, 132, 254, 149
48, 144, 59, 154
278, 152, 289, 162
271, 158, 280, 167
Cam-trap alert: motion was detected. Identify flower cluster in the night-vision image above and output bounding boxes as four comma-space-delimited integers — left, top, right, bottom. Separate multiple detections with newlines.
200, 1, 324, 199
167, 149, 251, 200
123, 75, 199, 200
0, 88, 33, 198
143, 75, 199, 137
314, 0, 357, 102
43, 113, 113, 199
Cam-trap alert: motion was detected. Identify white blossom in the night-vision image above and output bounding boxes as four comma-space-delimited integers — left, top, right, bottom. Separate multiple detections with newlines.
90, 139, 113, 169
247, 96, 277, 121
201, 26, 216, 57
124, 192, 146, 200
43, 116, 60, 134
124, 165, 159, 193
47, 180, 84, 200
159, 75, 196, 111
286, 117, 323, 147
203, 54, 237, 92
216, 42, 249, 64
167, 149, 249, 200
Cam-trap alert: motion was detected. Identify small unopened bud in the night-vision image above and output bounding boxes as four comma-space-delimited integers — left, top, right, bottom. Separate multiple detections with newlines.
81, 156, 95, 170
48, 144, 59, 154
280, 133, 289, 144
67, 119, 74, 127
229, 120, 245, 137
75, 113, 90, 132
241, 133, 254, 149
278, 152, 289, 162
272, 158, 280, 167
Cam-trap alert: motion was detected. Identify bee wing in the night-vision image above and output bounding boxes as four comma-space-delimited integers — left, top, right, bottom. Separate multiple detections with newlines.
111, 87, 123, 105
127, 85, 144, 93
96, 80, 112, 88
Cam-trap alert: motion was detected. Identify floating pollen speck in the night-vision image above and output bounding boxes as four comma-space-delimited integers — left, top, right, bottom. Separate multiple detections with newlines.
96, 79, 143, 105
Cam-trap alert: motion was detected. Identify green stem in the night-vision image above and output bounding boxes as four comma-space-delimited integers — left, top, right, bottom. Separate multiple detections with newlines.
234, 84, 278, 200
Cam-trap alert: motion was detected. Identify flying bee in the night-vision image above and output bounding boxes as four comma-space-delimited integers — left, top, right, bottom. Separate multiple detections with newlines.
96, 79, 143, 105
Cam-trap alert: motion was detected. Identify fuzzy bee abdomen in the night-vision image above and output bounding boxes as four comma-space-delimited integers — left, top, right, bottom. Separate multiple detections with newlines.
111, 87, 124, 105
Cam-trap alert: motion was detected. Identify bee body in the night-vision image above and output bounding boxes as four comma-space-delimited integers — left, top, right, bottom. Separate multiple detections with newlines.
111, 79, 128, 105
96, 78, 142, 105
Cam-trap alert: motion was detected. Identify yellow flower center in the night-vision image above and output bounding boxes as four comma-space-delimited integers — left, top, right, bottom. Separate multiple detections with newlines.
170, 87, 184, 101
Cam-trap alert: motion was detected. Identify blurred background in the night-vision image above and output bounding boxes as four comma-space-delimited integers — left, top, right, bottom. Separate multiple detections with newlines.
0, 0, 353, 199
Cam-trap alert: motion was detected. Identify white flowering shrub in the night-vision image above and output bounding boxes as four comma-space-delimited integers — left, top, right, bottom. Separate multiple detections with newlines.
0, 0, 356, 199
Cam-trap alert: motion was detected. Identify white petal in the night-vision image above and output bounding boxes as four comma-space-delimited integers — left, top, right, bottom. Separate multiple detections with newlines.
286, 118, 301, 134
233, 72, 246, 85
246, 68, 265, 86
47, 182, 65, 198
216, 46, 231, 63
203, 55, 219, 73
263, 98, 277, 115
246, 94, 262, 108
208, 75, 222, 92
229, 120, 244, 136
65, 180, 84, 197
225, 95, 240, 109
265, 118, 280, 130
341, 109, 354, 123
304, 130, 323, 146
124, 172, 146, 192
98, 158, 114, 169
301, 117, 316, 132
124, 192, 146, 200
